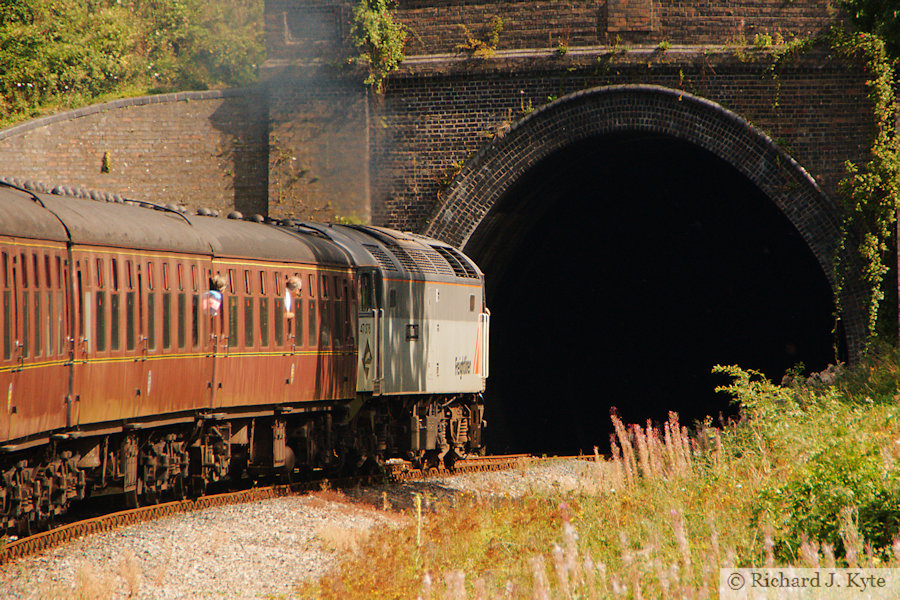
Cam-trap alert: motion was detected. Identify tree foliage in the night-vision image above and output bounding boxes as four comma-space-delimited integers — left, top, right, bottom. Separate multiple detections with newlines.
841, 0, 900, 61
0, 0, 264, 126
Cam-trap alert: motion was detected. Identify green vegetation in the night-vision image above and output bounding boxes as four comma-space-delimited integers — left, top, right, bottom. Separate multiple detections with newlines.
0, 0, 263, 128
828, 28, 900, 347
350, 0, 407, 93
301, 350, 900, 598
456, 16, 504, 58
841, 0, 900, 61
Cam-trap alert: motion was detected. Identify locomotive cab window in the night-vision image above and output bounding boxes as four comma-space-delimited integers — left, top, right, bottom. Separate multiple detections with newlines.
360, 273, 374, 311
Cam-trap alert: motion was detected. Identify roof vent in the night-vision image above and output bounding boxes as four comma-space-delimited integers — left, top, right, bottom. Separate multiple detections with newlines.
227, 211, 243, 220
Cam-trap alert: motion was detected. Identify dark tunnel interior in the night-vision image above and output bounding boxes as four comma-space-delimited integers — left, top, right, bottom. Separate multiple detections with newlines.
470, 133, 841, 455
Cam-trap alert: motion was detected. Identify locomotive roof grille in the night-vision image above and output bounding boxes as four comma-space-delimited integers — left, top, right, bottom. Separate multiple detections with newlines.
432, 245, 479, 278
363, 244, 399, 271
411, 247, 458, 276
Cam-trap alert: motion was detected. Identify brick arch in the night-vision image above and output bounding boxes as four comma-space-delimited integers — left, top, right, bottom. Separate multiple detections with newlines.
425, 84, 865, 359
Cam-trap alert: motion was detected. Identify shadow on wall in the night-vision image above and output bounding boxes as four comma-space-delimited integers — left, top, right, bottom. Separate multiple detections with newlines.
209, 93, 270, 217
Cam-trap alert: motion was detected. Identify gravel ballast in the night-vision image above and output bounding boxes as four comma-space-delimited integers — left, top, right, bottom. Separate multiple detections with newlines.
0, 458, 591, 599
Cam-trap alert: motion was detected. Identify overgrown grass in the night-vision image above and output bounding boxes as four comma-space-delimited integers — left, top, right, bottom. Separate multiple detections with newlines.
300, 349, 900, 598
0, 0, 264, 129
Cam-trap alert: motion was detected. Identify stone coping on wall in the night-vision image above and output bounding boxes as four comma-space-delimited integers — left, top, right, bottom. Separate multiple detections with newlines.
391, 44, 834, 76
0, 88, 258, 142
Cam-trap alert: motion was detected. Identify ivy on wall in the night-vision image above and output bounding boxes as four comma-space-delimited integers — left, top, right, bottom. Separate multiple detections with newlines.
828, 28, 900, 349
350, 0, 406, 93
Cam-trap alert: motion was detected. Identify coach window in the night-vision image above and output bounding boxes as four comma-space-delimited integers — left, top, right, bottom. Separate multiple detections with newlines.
75, 263, 84, 347
33, 290, 41, 357
147, 262, 154, 291
110, 290, 120, 351
177, 264, 184, 291
33, 254, 39, 289
228, 269, 235, 294
95, 290, 106, 352
320, 276, 331, 346
20, 253, 28, 289
259, 272, 266, 296
148, 292, 157, 350
162, 292, 171, 349
470, 295, 476, 312
307, 277, 317, 347
244, 296, 254, 347
228, 297, 239, 347
56, 264, 66, 356
259, 288, 269, 347
333, 276, 343, 345
2, 252, 9, 361
110, 259, 120, 351
244, 270, 252, 295
192, 293, 200, 348
163, 263, 171, 291
21, 286, 29, 358
294, 283, 303, 348
44, 255, 52, 289
274, 273, 284, 347
126, 260, 133, 289
126, 289, 136, 351
177, 293, 186, 348
95, 258, 103, 289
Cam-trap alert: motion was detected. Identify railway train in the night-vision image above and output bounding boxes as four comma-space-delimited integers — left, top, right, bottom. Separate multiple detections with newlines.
0, 181, 489, 535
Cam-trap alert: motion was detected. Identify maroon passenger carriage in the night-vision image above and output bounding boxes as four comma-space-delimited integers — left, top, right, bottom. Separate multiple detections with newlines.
0, 182, 489, 534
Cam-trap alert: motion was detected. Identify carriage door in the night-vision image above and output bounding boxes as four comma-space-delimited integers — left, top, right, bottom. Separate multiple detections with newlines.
356, 270, 381, 393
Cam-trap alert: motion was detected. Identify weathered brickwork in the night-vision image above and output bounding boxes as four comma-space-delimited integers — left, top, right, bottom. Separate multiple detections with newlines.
420, 83, 869, 359
264, 0, 835, 61
0, 90, 269, 216
391, 0, 835, 54
371, 49, 871, 234
266, 68, 371, 222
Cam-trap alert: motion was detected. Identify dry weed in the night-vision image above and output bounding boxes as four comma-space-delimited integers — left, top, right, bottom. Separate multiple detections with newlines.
119, 552, 142, 597
66, 563, 116, 600
316, 523, 371, 554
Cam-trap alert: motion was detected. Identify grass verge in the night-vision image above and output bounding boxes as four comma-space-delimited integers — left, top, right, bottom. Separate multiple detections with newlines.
299, 348, 900, 599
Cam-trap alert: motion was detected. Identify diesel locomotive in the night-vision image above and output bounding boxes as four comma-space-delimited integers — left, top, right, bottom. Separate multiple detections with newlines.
0, 181, 489, 534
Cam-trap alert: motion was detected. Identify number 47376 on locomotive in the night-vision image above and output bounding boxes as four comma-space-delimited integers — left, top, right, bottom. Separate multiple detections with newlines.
0, 182, 489, 534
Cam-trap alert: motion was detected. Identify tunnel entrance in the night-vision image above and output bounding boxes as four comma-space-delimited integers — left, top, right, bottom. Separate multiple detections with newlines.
471, 133, 840, 455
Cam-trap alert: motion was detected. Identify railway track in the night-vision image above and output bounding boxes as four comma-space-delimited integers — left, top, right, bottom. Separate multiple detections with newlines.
0, 453, 532, 565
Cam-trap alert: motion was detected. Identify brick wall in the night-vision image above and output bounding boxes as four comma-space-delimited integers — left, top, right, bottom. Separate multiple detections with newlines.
394, 0, 836, 53
264, 0, 838, 61
371, 48, 871, 233
0, 90, 269, 216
